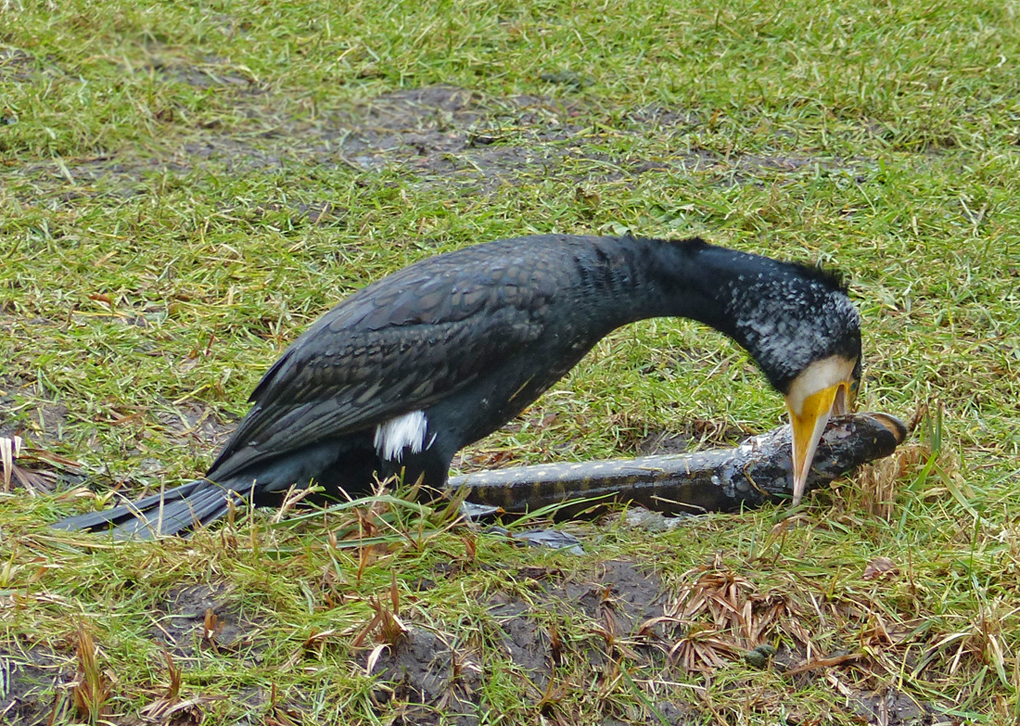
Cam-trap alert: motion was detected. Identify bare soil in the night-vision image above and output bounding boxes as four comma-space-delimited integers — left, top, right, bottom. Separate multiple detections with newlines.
0, 556, 949, 725
4, 48, 862, 204
0, 646, 71, 726
355, 559, 944, 725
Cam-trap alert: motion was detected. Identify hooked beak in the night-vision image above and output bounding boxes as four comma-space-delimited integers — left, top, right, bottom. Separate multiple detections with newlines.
785, 381, 854, 506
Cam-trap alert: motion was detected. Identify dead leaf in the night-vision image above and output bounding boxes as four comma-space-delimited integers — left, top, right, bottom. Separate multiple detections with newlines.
863, 557, 899, 581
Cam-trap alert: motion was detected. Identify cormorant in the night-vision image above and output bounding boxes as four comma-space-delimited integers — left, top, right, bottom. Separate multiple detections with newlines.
53, 235, 862, 538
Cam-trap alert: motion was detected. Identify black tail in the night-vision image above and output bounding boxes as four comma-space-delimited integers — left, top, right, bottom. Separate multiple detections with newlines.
52, 480, 248, 539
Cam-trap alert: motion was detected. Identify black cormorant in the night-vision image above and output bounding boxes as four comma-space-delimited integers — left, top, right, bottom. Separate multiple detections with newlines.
53, 235, 862, 537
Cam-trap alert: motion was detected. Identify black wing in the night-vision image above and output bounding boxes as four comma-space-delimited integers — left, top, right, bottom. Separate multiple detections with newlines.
206, 243, 561, 481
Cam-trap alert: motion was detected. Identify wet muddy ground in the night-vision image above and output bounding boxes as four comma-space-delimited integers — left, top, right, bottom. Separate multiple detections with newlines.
4, 46, 866, 207
2, 558, 943, 725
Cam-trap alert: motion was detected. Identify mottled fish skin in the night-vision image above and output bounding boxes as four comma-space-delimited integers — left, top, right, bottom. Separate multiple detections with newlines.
451, 413, 906, 518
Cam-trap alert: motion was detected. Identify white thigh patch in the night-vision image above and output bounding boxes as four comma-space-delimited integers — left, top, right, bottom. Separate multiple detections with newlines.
374, 411, 433, 461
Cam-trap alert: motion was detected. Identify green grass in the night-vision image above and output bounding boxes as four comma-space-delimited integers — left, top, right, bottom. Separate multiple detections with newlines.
2, 0, 1020, 723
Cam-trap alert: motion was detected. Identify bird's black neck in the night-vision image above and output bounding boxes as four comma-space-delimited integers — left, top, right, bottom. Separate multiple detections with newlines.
578, 236, 749, 327
580, 236, 854, 393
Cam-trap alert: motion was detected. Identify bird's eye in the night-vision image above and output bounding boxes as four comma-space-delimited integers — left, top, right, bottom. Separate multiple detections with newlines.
850, 380, 859, 393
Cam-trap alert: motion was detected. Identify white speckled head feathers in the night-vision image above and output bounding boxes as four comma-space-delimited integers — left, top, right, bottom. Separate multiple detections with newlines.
684, 244, 862, 393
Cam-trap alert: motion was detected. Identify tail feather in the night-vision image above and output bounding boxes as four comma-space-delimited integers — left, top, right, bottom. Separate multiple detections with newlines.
52, 480, 248, 539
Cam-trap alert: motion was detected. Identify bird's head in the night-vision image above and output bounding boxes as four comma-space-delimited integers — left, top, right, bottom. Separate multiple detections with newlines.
710, 250, 862, 506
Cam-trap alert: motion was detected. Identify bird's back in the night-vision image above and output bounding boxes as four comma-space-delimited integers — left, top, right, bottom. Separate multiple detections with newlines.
205, 235, 640, 484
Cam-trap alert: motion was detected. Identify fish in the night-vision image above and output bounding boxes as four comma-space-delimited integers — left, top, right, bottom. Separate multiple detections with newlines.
452, 412, 906, 518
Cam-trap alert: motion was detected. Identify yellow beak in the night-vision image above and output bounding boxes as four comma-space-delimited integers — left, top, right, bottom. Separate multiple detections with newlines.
786, 382, 853, 506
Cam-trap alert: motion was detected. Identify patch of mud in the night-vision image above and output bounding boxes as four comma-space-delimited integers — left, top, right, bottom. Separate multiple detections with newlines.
851, 689, 936, 725
563, 559, 666, 627
363, 560, 678, 724
356, 86, 490, 133
635, 430, 691, 455
0, 48, 35, 83
0, 376, 31, 440
5, 77, 863, 204
1, 375, 73, 450
360, 559, 952, 725
364, 628, 485, 726
28, 402, 69, 440
149, 56, 255, 90
0, 646, 70, 725
486, 560, 670, 683
151, 582, 261, 658
486, 597, 548, 674
333, 86, 715, 187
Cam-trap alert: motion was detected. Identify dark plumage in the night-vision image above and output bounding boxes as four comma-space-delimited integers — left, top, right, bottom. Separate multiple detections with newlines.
53, 235, 861, 537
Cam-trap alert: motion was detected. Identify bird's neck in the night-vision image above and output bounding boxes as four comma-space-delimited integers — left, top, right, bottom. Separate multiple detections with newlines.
588, 236, 741, 328
588, 237, 816, 389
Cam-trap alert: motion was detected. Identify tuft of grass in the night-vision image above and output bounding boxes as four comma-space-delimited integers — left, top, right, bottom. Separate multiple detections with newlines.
2, 0, 1020, 723
72, 621, 110, 724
